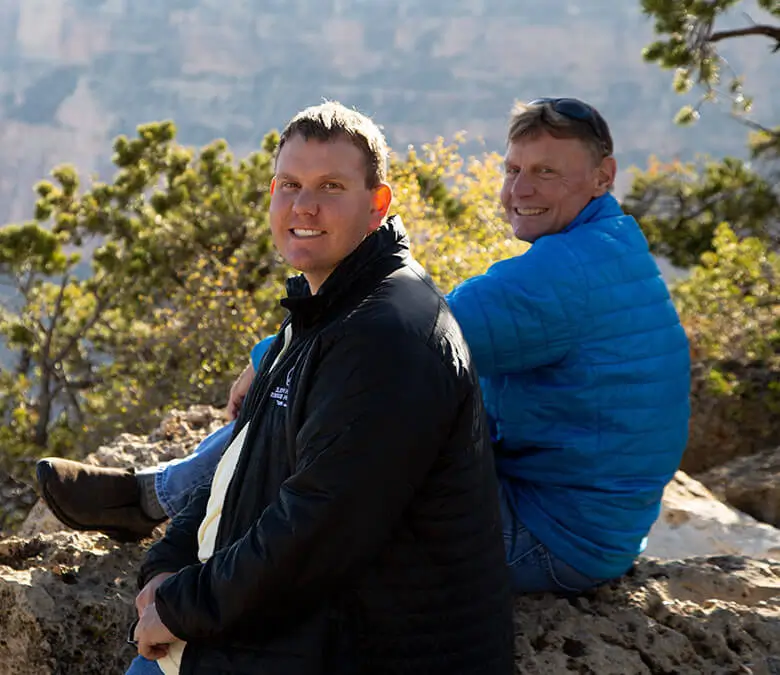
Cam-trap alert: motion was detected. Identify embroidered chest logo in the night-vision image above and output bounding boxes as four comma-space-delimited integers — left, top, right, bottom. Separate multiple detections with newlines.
270, 367, 294, 408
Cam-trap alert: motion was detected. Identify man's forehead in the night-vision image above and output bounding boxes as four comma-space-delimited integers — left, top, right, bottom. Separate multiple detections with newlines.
505, 134, 589, 163
276, 135, 365, 174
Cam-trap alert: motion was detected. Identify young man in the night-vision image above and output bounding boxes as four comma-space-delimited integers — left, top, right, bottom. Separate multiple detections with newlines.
123, 102, 514, 674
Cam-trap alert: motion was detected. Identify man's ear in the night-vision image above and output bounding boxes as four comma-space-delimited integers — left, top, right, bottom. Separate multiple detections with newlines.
594, 156, 617, 196
369, 183, 393, 229
270, 176, 277, 195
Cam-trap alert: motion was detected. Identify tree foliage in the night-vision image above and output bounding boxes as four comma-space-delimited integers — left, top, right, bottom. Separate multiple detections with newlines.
635, 0, 780, 457
641, 0, 779, 143
630, 0, 779, 266
391, 135, 525, 294
672, 222, 780, 447
623, 154, 780, 268
0, 123, 286, 474
0, 125, 519, 477
674, 223, 780, 378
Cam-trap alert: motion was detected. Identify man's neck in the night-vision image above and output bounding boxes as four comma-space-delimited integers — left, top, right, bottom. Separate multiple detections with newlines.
303, 269, 333, 296
301, 229, 386, 295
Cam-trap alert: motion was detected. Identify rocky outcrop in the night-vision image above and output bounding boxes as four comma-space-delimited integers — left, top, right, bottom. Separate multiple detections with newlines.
0, 532, 143, 675
0, 528, 778, 675
698, 447, 780, 529
86, 405, 229, 470
1, 408, 779, 673
646, 472, 780, 561
512, 556, 780, 675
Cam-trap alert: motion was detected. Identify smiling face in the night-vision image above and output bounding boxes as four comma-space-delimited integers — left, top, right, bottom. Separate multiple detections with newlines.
270, 133, 392, 293
500, 131, 616, 243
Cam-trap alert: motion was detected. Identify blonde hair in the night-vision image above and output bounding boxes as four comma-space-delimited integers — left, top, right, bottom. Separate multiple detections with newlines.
507, 101, 613, 163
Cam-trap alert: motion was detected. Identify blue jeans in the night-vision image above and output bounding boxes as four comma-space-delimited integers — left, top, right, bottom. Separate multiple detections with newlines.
498, 484, 611, 594
126, 655, 163, 674
153, 421, 236, 517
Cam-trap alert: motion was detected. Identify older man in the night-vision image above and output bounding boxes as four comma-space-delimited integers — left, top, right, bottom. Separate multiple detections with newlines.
38, 98, 690, 595
448, 98, 690, 592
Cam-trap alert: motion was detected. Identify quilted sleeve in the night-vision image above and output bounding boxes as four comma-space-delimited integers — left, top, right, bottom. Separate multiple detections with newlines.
446, 241, 587, 376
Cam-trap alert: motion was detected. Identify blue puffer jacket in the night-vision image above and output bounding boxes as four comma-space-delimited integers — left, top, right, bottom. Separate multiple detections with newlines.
446, 194, 690, 579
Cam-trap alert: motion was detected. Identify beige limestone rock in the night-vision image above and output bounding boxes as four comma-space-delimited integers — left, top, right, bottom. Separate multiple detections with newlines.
698, 447, 780, 529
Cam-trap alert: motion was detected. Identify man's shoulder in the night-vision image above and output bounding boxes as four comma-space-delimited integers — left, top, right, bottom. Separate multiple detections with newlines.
485, 235, 583, 289
565, 215, 665, 290
325, 263, 472, 376
352, 258, 445, 331
564, 211, 647, 258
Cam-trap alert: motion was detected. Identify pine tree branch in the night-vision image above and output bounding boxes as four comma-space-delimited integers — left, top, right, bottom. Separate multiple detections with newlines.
709, 24, 780, 46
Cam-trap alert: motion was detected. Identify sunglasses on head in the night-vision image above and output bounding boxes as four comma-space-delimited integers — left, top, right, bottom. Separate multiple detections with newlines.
528, 98, 611, 156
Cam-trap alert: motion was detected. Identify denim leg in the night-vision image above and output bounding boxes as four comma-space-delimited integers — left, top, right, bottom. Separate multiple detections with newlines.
154, 421, 235, 518
498, 484, 610, 595
125, 655, 164, 675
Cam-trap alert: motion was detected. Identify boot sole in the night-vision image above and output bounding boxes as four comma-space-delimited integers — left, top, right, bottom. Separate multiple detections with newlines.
36, 462, 152, 543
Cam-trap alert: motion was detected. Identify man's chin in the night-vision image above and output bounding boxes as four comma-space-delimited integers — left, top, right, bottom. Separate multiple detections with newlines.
511, 226, 538, 244
512, 219, 561, 244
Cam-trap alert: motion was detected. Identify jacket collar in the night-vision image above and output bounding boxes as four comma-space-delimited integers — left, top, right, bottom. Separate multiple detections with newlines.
561, 193, 623, 234
280, 214, 409, 325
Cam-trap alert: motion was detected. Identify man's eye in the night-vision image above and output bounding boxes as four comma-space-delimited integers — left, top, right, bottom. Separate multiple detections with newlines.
505, 167, 519, 175
281, 181, 299, 189
323, 182, 343, 190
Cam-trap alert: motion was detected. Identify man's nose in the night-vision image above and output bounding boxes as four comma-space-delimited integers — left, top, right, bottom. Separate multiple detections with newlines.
293, 189, 319, 215
510, 173, 535, 198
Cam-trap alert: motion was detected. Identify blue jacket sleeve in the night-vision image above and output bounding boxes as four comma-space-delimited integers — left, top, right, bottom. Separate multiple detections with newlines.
446, 240, 587, 376
250, 335, 276, 371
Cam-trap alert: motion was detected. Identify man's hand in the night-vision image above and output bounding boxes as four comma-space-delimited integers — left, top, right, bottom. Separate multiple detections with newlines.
136, 572, 175, 618
226, 362, 255, 421
135, 601, 178, 661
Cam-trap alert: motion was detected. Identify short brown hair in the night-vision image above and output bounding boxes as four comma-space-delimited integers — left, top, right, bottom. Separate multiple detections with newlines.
507, 100, 613, 163
277, 102, 388, 188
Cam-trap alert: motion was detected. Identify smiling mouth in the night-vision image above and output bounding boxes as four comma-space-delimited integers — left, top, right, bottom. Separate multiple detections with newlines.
514, 208, 549, 216
291, 228, 325, 238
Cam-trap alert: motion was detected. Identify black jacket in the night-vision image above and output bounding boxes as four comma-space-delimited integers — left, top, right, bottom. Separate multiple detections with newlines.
139, 217, 514, 674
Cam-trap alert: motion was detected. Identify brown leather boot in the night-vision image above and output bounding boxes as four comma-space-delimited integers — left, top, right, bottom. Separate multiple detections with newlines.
36, 458, 165, 542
